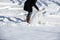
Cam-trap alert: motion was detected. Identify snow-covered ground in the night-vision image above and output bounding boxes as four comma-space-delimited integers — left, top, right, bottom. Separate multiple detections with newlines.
0, 22, 60, 40
0, 0, 60, 40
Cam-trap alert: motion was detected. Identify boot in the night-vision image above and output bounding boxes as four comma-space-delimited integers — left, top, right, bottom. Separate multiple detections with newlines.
26, 12, 32, 23
26, 16, 30, 23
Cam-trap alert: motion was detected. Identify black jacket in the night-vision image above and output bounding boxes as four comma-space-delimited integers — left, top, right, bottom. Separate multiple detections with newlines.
24, 0, 39, 12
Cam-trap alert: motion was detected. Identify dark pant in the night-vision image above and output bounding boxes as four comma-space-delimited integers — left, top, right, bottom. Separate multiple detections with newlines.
27, 12, 32, 17
26, 12, 32, 23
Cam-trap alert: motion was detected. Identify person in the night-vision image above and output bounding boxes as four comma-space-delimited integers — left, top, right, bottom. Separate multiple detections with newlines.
24, 0, 39, 23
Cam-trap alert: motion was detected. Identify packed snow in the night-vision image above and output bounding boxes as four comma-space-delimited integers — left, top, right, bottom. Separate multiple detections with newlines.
0, 0, 60, 40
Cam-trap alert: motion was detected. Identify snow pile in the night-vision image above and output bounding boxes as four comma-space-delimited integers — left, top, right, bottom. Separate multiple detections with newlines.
30, 3, 60, 25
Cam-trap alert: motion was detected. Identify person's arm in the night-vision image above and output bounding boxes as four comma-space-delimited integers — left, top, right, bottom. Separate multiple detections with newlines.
33, 4, 39, 11
31, 0, 39, 11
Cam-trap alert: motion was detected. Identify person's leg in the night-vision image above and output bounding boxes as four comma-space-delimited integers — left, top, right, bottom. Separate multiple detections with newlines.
26, 12, 32, 23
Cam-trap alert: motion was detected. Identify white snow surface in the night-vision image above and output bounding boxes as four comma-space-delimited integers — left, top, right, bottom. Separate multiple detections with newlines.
0, 0, 60, 40
0, 22, 60, 40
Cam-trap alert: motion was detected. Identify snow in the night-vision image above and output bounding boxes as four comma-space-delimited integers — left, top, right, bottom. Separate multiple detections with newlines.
0, 0, 60, 40
0, 22, 60, 40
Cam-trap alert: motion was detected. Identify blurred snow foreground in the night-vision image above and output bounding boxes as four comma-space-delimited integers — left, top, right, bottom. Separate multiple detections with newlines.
0, 0, 60, 40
